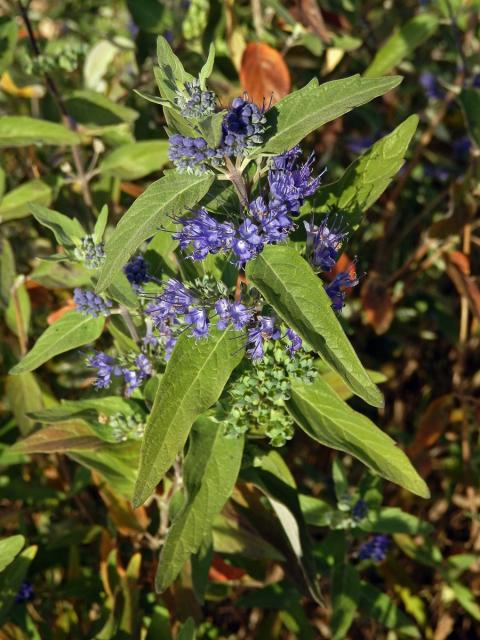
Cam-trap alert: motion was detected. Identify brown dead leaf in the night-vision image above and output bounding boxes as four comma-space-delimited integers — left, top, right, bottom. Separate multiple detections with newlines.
444, 251, 480, 320
97, 484, 149, 536
361, 272, 395, 335
299, 0, 331, 43
240, 42, 291, 107
408, 395, 454, 459
120, 182, 145, 198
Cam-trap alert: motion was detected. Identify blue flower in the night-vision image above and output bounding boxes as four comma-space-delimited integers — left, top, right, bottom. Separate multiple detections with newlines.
221, 97, 267, 155
175, 79, 216, 119
285, 328, 302, 356
184, 306, 209, 338
124, 255, 149, 288
174, 208, 235, 260
358, 535, 390, 562
305, 217, 347, 272
325, 269, 359, 312
268, 148, 322, 215
74, 288, 113, 317
352, 499, 368, 521
419, 72, 445, 100
87, 352, 122, 389
146, 278, 195, 323
15, 580, 34, 604
230, 302, 254, 330
247, 316, 282, 361
215, 298, 231, 329
168, 134, 222, 174
232, 219, 264, 264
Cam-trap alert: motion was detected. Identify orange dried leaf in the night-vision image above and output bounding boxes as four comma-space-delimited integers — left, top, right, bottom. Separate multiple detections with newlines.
240, 42, 291, 107
47, 299, 75, 325
209, 555, 246, 582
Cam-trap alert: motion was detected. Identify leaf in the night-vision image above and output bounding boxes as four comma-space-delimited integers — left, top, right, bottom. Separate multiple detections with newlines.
360, 507, 433, 536
458, 88, 480, 148
126, 0, 167, 32
451, 581, 480, 621
259, 75, 402, 155
0, 116, 80, 147
365, 14, 439, 77
155, 35, 193, 102
360, 273, 395, 335
6, 372, 44, 435
0, 535, 24, 573
30, 204, 85, 248
0, 17, 17, 75
96, 172, 214, 292
199, 43, 215, 88
133, 330, 243, 506
99, 140, 170, 180
177, 618, 196, 640
287, 376, 430, 498
13, 421, 104, 453
243, 450, 322, 603
240, 42, 291, 106
83, 39, 119, 91
303, 116, 419, 230
64, 90, 138, 126
331, 563, 360, 640
155, 418, 244, 592
93, 204, 109, 243
10, 311, 105, 374
0, 237, 15, 309
246, 244, 383, 407
30, 396, 142, 423
6, 281, 30, 338
358, 582, 420, 638
0, 179, 52, 222
70, 441, 140, 498
197, 111, 226, 148
0, 545, 37, 625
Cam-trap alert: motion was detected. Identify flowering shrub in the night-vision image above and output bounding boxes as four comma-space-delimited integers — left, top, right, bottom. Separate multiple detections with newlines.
7, 36, 429, 607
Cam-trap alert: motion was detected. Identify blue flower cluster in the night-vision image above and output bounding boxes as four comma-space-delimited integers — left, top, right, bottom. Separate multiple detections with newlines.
168, 134, 223, 175
73, 288, 113, 317
144, 278, 302, 361
358, 535, 390, 562
325, 269, 359, 312
168, 96, 266, 174
81, 235, 105, 269
175, 79, 216, 119
351, 498, 368, 521
221, 97, 267, 155
174, 146, 323, 265
87, 351, 152, 396
124, 255, 149, 288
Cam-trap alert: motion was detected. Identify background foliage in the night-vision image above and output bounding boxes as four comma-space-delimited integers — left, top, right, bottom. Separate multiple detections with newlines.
1, 0, 480, 638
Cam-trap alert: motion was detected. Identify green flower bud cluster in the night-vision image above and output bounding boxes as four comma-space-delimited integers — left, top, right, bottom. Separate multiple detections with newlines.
23, 42, 88, 75
77, 235, 105, 269
222, 342, 317, 447
108, 412, 145, 443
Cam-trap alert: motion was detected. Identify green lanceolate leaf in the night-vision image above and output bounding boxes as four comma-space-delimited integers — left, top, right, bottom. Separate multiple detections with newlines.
199, 43, 215, 88
303, 116, 419, 230
93, 204, 109, 243
177, 618, 196, 640
155, 35, 193, 102
0, 237, 15, 309
365, 14, 439, 78
133, 329, 243, 507
243, 450, 322, 603
0, 535, 24, 573
10, 311, 105, 374
197, 111, 226, 148
287, 376, 430, 498
96, 172, 214, 292
0, 116, 80, 147
155, 418, 244, 592
0, 179, 52, 222
458, 88, 480, 148
259, 75, 401, 154
30, 204, 85, 248
331, 563, 360, 640
6, 371, 44, 435
246, 244, 383, 407
99, 140, 170, 180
